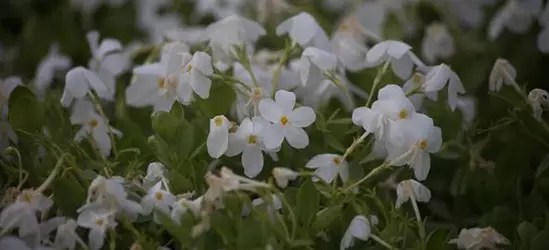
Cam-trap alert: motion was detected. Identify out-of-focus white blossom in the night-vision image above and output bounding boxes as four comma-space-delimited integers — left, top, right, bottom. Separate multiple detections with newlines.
34, 43, 71, 96
366, 40, 423, 80
306, 154, 349, 184
528, 88, 549, 121
489, 58, 517, 92
421, 23, 455, 63
395, 179, 431, 208
299, 47, 338, 87
272, 167, 298, 188
449, 227, 510, 250
76, 206, 117, 250
340, 215, 379, 250
423, 64, 465, 111
276, 12, 331, 51
0, 190, 53, 237
488, 0, 542, 41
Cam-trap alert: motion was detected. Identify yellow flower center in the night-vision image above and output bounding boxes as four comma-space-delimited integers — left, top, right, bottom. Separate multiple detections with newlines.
22, 192, 32, 204
248, 135, 257, 144
252, 87, 262, 100
186, 64, 192, 73
214, 117, 224, 127
419, 140, 428, 150
412, 73, 424, 86
229, 122, 238, 133
332, 156, 342, 166
95, 219, 105, 226
154, 191, 164, 200
398, 110, 408, 119
280, 116, 289, 125
88, 119, 98, 128
157, 77, 166, 89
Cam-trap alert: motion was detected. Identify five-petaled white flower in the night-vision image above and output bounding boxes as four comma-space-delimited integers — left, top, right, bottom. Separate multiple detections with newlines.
141, 181, 176, 223
207, 115, 230, 158
76, 206, 117, 250
177, 51, 214, 103
395, 179, 432, 208
0, 189, 53, 237
449, 227, 510, 250
423, 63, 465, 111
340, 215, 379, 250
276, 12, 331, 51
306, 153, 349, 184
126, 42, 190, 111
299, 47, 338, 87
259, 90, 316, 149
366, 40, 424, 80
224, 117, 275, 178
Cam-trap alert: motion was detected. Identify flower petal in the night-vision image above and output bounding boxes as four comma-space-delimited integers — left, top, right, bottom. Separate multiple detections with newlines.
189, 70, 212, 99
289, 106, 316, 127
275, 90, 296, 114
259, 99, 283, 123
242, 146, 264, 178
262, 123, 285, 150
284, 126, 309, 149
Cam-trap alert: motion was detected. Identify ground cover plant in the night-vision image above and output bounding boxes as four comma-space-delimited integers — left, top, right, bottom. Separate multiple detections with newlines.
2, 0, 549, 249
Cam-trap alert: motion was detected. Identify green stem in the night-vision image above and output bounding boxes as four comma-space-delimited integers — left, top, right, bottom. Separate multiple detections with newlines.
406, 181, 426, 249
37, 153, 68, 193
365, 60, 391, 107
343, 163, 390, 193
371, 234, 398, 250
342, 132, 369, 161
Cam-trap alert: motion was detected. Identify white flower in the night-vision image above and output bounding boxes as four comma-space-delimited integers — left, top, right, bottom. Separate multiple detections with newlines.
332, 16, 371, 72
194, 0, 246, 20
125, 42, 189, 112
259, 90, 316, 149
276, 12, 331, 51
143, 162, 167, 189
141, 181, 176, 222
395, 179, 432, 208
366, 40, 423, 79
489, 58, 516, 92
0, 190, 53, 237
272, 167, 298, 188
224, 117, 275, 177
76, 206, 117, 250
0, 236, 54, 250
456, 96, 477, 127
203, 15, 266, 63
299, 47, 338, 87
87, 30, 129, 77
423, 64, 465, 111
80, 175, 142, 220
528, 88, 549, 121
388, 114, 442, 181
204, 167, 270, 202
352, 84, 417, 149
207, 115, 230, 158
421, 22, 455, 64
60, 67, 111, 107
54, 219, 84, 250
340, 215, 379, 250
171, 196, 203, 224
306, 154, 349, 183
177, 51, 214, 103
34, 43, 71, 96
488, 0, 542, 41
70, 99, 120, 156
449, 227, 510, 250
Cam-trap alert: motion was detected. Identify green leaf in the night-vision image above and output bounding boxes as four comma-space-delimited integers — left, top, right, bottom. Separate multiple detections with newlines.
517, 221, 538, 245
154, 208, 190, 246
312, 205, 342, 230
296, 179, 320, 228
8, 85, 43, 133
194, 82, 236, 117
530, 231, 549, 250
237, 217, 266, 249
211, 211, 236, 245
52, 174, 86, 217
536, 154, 549, 179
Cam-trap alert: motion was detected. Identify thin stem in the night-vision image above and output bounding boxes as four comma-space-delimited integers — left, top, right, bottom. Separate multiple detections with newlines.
406, 181, 426, 249
271, 44, 293, 98
37, 153, 68, 193
342, 132, 369, 161
365, 60, 391, 107
343, 163, 390, 193
371, 234, 398, 250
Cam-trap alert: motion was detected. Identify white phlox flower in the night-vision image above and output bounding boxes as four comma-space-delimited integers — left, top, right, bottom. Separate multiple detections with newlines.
340, 215, 379, 250
421, 22, 455, 64
76, 206, 117, 250
276, 12, 331, 51
488, 0, 542, 41
0, 236, 54, 250
70, 99, 121, 156
449, 227, 510, 250
80, 175, 143, 221
224, 117, 276, 178
352, 84, 417, 150
54, 219, 86, 250
255, 0, 293, 24
528, 88, 549, 121
143, 162, 168, 190
126, 42, 190, 111
0, 190, 53, 237
387, 113, 442, 181
259, 90, 316, 150
177, 51, 214, 103
60, 66, 111, 107
306, 154, 349, 184
194, 0, 246, 20
332, 15, 371, 72
34, 43, 71, 96
299, 47, 338, 87
423, 63, 465, 111
402, 72, 438, 110
171, 196, 204, 224
395, 179, 431, 208
272, 167, 298, 188
141, 181, 176, 223
433, 0, 496, 28
203, 15, 266, 63
366, 40, 424, 80
537, 3, 549, 52
489, 58, 517, 92
207, 115, 230, 158
87, 30, 130, 78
